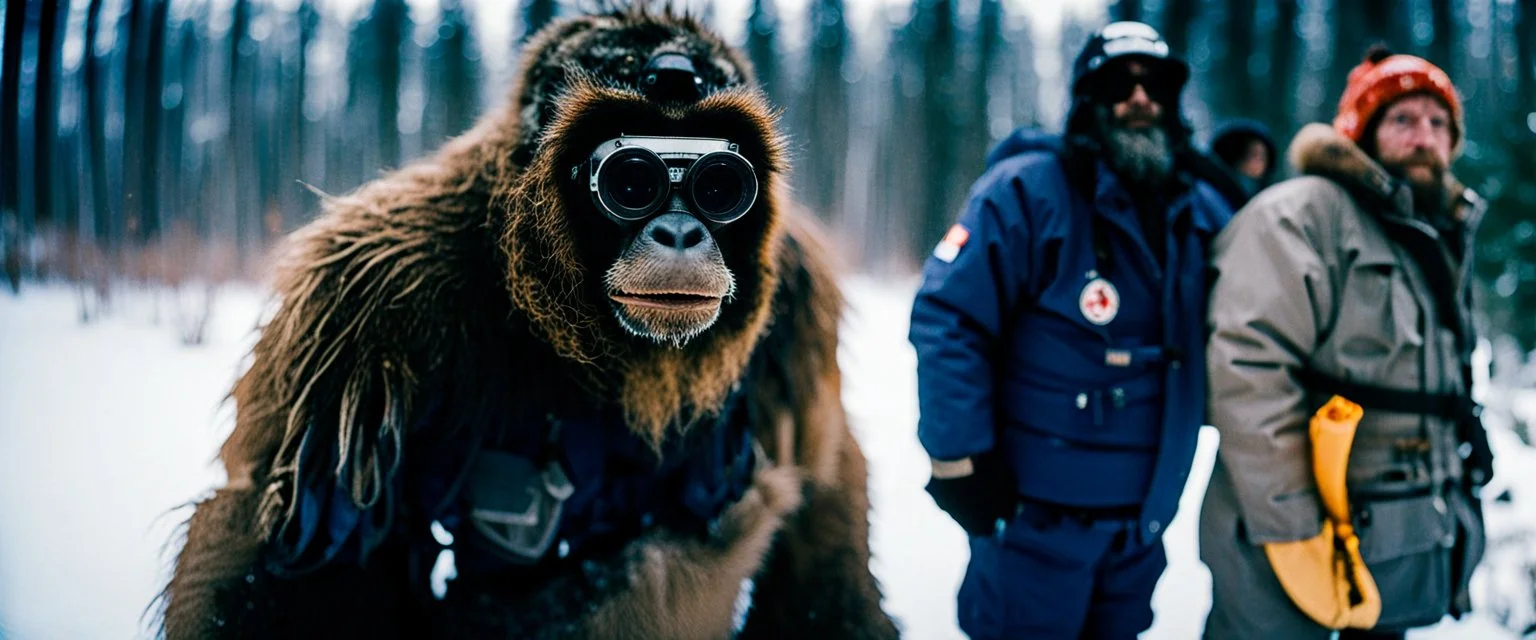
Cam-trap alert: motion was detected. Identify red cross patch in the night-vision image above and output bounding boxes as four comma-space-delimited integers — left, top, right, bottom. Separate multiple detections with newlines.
932, 224, 970, 263
1079, 278, 1120, 325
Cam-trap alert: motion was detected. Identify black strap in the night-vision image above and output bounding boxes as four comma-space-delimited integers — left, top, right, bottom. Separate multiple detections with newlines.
1014, 496, 1141, 528
1375, 215, 1468, 348
1336, 178, 1471, 351
1294, 367, 1475, 421
1299, 365, 1493, 488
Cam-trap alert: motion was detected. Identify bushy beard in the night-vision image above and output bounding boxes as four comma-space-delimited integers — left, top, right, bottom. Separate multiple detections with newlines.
1379, 153, 1448, 220
1097, 107, 1173, 191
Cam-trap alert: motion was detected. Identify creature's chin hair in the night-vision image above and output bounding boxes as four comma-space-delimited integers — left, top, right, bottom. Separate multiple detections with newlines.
613, 306, 723, 349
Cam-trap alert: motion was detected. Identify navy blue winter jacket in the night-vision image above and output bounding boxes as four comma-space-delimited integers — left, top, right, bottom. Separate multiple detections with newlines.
910, 129, 1232, 543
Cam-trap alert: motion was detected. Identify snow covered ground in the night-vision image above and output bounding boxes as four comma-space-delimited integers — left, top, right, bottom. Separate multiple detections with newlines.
1, 279, 1530, 639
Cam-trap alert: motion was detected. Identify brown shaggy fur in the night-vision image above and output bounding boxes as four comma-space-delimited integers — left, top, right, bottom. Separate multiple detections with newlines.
161, 6, 896, 639
580, 463, 804, 639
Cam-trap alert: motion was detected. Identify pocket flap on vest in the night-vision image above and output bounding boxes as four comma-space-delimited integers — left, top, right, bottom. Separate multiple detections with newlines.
1358, 494, 1452, 564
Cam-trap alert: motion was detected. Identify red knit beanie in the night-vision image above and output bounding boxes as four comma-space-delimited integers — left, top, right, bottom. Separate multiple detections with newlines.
1333, 46, 1463, 156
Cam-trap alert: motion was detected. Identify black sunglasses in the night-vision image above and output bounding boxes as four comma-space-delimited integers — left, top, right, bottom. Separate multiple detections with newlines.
1089, 66, 1180, 106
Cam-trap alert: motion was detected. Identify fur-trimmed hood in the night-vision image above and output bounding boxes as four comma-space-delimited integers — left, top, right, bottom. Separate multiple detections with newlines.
1286, 123, 1484, 223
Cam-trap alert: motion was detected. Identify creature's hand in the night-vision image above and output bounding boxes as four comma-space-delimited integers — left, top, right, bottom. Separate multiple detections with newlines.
925, 452, 1014, 537
714, 463, 805, 545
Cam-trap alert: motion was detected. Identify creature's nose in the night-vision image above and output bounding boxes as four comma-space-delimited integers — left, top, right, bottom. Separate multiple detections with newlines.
647, 212, 708, 252
642, 53, 703, 103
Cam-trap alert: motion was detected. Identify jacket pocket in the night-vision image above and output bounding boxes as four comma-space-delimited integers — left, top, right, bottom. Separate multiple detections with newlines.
956, 535, 1008, 638
1238, 488, 1325, 545
1335, 262, 1399, 360
1357, 494, 1454, 629
1001, 375, 1163, 449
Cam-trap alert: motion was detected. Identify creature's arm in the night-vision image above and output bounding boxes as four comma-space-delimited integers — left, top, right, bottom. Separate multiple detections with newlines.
161, 163, 489, 638
736, 214, 899, 640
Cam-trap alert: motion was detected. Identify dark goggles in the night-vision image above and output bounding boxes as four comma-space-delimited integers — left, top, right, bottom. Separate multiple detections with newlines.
577, 136, 759, 226
1088, 63, 1181, 106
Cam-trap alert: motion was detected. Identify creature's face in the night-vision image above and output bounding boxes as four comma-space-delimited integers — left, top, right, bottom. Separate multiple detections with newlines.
580, 136, 759, 345
563, 112, 777, 349
507, 9, 782, 353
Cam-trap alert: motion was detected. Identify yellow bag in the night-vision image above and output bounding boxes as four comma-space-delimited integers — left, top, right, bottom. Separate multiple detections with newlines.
1262, 396, 1382, 629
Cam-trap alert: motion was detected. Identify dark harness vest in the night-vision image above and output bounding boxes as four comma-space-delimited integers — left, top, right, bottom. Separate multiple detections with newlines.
266, 378, 760, 590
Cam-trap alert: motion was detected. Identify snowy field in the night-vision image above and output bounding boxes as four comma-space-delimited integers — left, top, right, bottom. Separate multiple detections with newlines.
1, 278, 1531, 639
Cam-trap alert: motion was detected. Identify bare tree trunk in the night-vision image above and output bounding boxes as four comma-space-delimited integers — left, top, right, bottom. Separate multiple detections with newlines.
881, 19, 923, 269
521, 0, 556, 41
424, 0, 478, 147
123, 0, 147, 245
1, 0, 27, 228
32, 0, 61, 242
1111, 0, 1144, 22
1161, 0, 1197, 61
374, 0, 405, 169
1513, 0, 1536, 353
229, 0, 261, 264
1267, 0, 1301, 145
144, 0, 168, 243
746, 0, 781, 102
159, 13, 196, 259
1429, 0, 1456, 69
1329, 0, 1402, 114
280, 3, 318, 232
1007, 11, 1039, 129
1221, 0, 1258, 127
84, 0, 114, 253
1521, 0, 1535, 106
798, 0, 851, 225
918, 0, 959, 262
961, 0, 1004, 202
52, 0, 80, 259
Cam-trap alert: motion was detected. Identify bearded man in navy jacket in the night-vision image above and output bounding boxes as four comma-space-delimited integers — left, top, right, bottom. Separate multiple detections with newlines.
909, 22, 1233, 639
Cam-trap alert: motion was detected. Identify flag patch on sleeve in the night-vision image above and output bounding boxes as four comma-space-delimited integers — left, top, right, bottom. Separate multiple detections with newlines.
933, 224, 970, 263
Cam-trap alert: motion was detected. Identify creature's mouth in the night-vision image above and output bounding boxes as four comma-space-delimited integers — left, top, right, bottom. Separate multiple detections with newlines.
609, 291, 723, 311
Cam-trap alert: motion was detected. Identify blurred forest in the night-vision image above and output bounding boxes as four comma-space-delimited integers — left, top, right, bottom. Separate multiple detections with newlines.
0, 0, 1532, 361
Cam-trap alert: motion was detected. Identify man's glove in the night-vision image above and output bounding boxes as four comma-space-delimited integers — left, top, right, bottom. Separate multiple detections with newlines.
925, 452, 1015, 537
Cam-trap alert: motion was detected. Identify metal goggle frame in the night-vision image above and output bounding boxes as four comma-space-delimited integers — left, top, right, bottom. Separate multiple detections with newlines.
576, 136, 759, 226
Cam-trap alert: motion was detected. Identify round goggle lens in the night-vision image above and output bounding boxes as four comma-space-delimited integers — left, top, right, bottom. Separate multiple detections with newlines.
691, 163, 744, 217
603, 155, 666, 211
686, 154, 756, 223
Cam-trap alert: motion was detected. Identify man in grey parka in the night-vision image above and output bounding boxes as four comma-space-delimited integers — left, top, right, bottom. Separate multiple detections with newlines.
1202, 46, 1492, 639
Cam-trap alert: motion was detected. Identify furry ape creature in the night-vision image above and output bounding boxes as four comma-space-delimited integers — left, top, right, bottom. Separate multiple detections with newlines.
160, 6, 898, 640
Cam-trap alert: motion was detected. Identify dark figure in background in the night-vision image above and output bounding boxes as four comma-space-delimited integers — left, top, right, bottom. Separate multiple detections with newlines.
160, 7, 897, 639
910, 22, 1232, 639
1208, 118, 1278, 208
2, 213, 18, 294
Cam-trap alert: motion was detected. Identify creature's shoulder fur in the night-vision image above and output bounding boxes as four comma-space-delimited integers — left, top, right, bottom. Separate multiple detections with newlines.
744, 209, 849, 486
220, 116, 525, 532
758, 211, 843, 411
